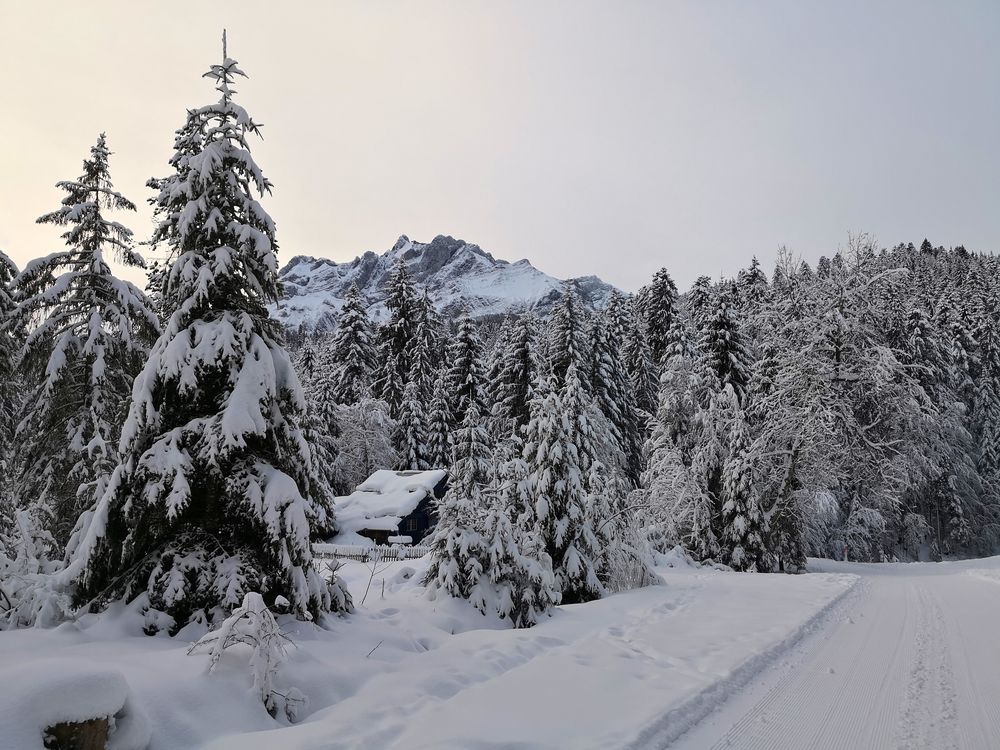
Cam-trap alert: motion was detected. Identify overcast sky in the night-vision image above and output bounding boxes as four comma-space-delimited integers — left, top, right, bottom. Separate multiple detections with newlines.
2, 1, 998, 292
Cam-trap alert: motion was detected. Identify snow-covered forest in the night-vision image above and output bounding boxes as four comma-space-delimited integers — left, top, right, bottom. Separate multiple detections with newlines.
5, 34, 1000, 632
289, 231, 1000, 578
2, 34, 1000, 750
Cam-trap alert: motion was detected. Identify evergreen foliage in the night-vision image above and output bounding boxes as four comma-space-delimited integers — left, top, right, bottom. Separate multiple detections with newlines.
425, 374, 453, 470
519, 369, 604, 603
72, 41, 340, 631
489, 315, 536, 437
328, 284, 375, 405
11, 134, 158, 547
642, 267, 679, 366
547, 284, 590, 390
395, 379, 428, 471
445, 318, 485, 429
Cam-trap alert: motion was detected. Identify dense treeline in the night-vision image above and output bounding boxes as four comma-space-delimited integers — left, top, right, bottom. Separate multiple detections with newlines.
1, 39, 998, 635
289, 235, 1000, 584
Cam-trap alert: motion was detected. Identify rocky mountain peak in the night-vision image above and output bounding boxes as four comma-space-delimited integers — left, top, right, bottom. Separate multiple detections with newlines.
270, 234, 619, 331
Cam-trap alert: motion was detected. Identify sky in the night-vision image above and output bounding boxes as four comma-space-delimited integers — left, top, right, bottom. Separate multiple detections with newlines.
1, 1, 998, 292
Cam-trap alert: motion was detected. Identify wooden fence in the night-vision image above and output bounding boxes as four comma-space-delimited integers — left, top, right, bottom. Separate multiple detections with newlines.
312, 543, 432, 563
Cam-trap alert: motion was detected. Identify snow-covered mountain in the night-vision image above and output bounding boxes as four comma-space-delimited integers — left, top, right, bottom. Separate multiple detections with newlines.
270, 234, 619, 330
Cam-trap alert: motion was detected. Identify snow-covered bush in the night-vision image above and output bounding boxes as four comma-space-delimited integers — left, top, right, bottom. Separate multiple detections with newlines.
475, 501, 560, 628
188, 592, 305, 722
0, 511, 73, 629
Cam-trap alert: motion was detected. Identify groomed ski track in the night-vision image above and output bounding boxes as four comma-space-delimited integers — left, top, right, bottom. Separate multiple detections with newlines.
667, 558, 1000, 750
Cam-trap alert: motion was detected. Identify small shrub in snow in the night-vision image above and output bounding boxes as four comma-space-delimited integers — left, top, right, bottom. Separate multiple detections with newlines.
426, 434, 561, 628
188, 592, 305, 722
0, 511, 73, 629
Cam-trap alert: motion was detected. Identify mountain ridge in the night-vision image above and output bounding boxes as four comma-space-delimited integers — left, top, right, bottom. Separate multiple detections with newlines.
271, 234, 620, 330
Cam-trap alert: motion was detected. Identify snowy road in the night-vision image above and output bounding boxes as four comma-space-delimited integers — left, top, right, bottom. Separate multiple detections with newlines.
672, 559, 1000, 750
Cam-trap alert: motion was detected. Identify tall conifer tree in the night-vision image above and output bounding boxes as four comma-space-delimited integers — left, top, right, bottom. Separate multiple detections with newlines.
73, 38, 342, 630
12, 135, 157, 546
329, 283, 375, 405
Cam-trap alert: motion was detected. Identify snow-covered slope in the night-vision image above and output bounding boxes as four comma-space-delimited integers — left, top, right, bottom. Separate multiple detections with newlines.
270, 235, 619, 330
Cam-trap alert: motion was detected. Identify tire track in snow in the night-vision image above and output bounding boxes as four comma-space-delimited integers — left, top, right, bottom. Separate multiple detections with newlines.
669, 571, 927, 750
667, 563, 1000, 750
624, 575, 860, 750
895, 584, 958, 750
705, 578, 909, 750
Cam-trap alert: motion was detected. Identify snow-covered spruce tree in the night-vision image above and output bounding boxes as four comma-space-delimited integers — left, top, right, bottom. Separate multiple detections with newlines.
973, 315, 1000, 504
701, 282, 751, 406
11, 134, 158, 547
423, 404, 491, 599
483, 316, 514, 427
688, 275, 714, 332
328, 283, 375, 405
547, 283, 590, 391
73, 43, 344, 631
408, 313, 436, 407
474, 459, 559, 628
622, 305, 658, 423
423, 483, 485, 601
300, 366, 346, 521
425, 373, 453, 469
488, 314, 536, 438
425, 416, 560, 627
718, 391, 768, 571
143, 258, 168, 324
374, 261, 416, 414
0, 251, 20, 523
737, 256, 769, 311
588, 314, 643, 485
641, 267, 679, 366
395, 378, 428, 471
897, 303, 983, 556
936, 291, 980, 410
664, 314, 698, 362
604, 290, 631, 345
520, 369, 603, 604
301, 344, 316, 380
445, 317, 485, 430
373, 349, 404, 419
450, 402, 492, 495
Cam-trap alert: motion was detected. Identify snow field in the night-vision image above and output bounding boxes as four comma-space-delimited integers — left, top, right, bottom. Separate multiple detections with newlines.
0, 557, 855, 749
673, 557, 1000, 750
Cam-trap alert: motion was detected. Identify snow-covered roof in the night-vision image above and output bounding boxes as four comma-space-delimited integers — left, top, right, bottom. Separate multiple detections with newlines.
335, 469, 447, 536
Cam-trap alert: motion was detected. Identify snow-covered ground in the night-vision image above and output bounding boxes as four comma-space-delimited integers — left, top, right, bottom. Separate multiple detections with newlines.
10, 555, 1000, 748
673, 556, 1000, 750
0, 554, 855, 749
12, 555, 1000, 749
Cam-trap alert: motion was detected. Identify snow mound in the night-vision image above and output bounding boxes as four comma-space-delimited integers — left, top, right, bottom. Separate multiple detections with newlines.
1, 658, 150, 750
965, 568, 1000, 584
